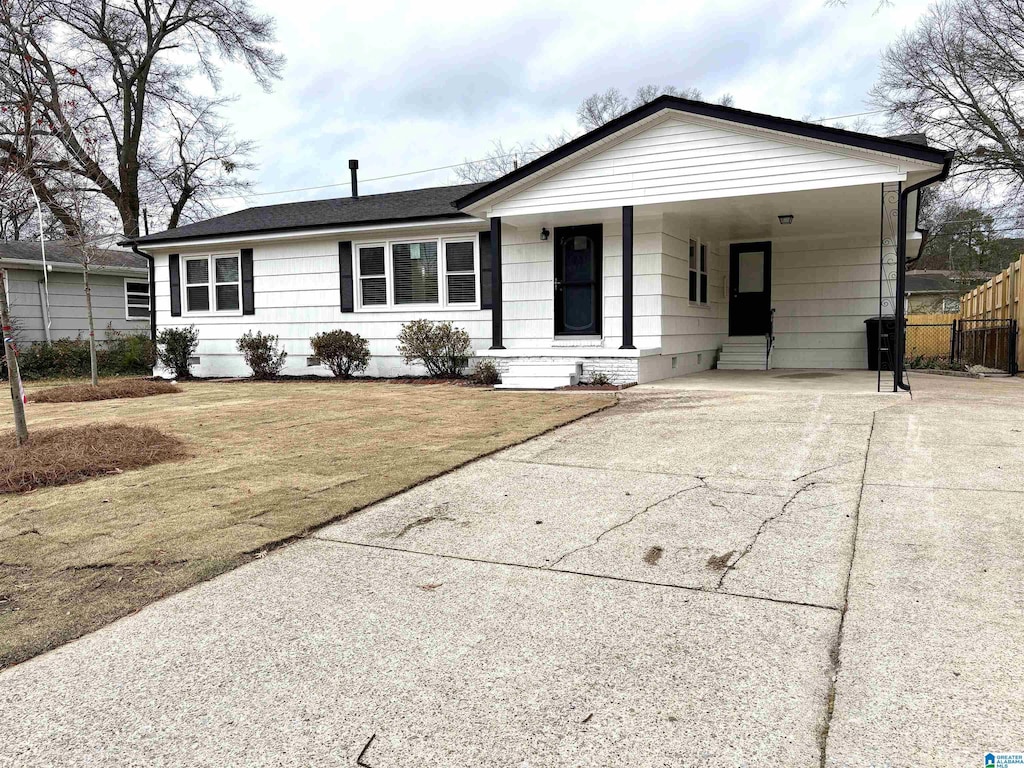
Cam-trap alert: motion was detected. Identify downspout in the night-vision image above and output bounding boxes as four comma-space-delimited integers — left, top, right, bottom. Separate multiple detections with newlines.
894, 151, 954, 391
130, 243, 157, 343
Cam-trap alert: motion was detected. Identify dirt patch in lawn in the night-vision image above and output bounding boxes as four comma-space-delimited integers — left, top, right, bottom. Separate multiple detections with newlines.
0, 381, 613, 669
0, 423, 187, 492
29, 379, 182, 403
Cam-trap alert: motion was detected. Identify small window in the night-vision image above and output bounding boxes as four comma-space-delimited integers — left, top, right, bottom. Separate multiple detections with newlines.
358, 245, 386, 306
392, 240, 438, 305
942, 296, 960, 313
125, 279, 150, 320
444, 240, 476, 304
689, 239, 708, 305
214, 255, 240, 311
184, 257, 210, 312
699, 243, 708, 304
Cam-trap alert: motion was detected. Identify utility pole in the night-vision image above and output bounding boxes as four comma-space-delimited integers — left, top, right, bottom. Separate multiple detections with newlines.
0, 270, 29, 445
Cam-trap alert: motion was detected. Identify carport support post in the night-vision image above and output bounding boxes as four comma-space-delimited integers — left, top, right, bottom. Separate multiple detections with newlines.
490, 216, 504, 349
620, 205, 636, 350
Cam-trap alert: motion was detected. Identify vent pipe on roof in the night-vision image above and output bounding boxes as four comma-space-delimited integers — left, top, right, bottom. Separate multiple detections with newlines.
349, 159, 359, 199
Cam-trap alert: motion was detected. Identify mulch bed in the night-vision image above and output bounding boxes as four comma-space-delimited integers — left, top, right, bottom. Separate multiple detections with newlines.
29, 379, 182, 403
201, 374, 484, 387
0, 423, 187, 493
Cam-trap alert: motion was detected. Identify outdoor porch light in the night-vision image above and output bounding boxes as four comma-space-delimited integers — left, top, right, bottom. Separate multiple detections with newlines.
541, 227, 550, 241
778, 214, 795, 225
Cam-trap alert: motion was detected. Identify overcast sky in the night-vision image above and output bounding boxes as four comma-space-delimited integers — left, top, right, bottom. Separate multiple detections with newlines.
210, 0, 934, 212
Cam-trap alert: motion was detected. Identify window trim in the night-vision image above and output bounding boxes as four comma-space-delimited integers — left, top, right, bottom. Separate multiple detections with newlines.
124, 277, 151, 321
353, 233, 480, 312
688, 237, 710, 307
180, 251, 243, 317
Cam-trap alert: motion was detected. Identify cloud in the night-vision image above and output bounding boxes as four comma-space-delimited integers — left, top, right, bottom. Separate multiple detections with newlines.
210, 0, 934, 211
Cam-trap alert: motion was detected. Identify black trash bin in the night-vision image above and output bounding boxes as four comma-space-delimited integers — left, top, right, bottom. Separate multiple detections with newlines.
865, 316, 897, 371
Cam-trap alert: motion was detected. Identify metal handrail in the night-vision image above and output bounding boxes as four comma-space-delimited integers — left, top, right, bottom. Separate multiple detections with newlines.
765, 308, 776, 370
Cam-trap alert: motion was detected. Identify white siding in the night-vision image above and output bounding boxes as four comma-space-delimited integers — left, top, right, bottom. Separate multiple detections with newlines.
499, 216, 662, 350
6, 267, 148, 344
659, 216, 728, 371
489, 113, 930, 217
151, 224, 491, 378
768, 235, 893, 369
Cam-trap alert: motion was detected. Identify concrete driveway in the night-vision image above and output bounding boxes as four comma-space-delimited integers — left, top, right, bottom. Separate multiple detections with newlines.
2, 371, 1022, 767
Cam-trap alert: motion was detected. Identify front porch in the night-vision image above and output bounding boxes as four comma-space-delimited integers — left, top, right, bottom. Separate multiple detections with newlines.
475, 182, 910, 389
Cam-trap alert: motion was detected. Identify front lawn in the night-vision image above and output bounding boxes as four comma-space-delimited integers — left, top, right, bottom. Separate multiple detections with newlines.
0, 381, 613, 669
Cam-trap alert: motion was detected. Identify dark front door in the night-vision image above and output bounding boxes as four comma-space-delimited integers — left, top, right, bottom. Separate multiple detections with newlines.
729, 241, 772, 336
554, 224, 602, 336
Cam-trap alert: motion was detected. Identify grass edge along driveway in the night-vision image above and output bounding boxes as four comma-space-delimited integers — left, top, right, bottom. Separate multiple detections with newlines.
0, 380, 614, 669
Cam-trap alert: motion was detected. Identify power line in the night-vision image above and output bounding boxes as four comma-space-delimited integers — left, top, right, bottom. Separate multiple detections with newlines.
211, 105, 901, 203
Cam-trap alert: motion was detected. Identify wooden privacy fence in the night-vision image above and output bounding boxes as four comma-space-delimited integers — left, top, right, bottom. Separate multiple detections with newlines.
905, 312, 958, 361
961, 256, 1023, 368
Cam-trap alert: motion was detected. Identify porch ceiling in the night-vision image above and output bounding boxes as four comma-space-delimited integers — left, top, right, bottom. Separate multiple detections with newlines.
500, 182, 905, 244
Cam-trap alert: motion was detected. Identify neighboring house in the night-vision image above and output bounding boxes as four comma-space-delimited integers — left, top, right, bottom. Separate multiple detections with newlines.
905, 269, 991, 314
128, 95, 952, 388
0, 240, 151, 344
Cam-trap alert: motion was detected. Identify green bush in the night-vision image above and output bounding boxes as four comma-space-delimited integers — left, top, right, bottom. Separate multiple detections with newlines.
0, 330, 156, 381
397, 319, 472, 378
156, 326, 200, 379
102, 329, 157, 375
471, 359, 500, 386
310, 330, 370, 378
237, 330, 287, 379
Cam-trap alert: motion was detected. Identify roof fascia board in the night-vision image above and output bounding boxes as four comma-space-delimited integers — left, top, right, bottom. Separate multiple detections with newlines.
0, 257, 146, 275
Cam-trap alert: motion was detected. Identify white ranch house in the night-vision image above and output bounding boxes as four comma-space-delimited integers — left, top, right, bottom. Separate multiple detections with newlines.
128, 96, 952, 391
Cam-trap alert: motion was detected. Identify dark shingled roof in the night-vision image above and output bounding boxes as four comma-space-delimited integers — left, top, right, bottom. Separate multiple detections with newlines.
0, 240, 146, 270
131, 183, 485, 246
888, 133, 930, 146
905, 272, 961, 293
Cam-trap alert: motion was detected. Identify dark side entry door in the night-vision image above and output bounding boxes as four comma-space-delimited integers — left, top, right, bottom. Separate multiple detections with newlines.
554, 224, 602, 336
729, 241, 772, 336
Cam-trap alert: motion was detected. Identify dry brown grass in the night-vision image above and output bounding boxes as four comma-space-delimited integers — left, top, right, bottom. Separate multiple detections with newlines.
0, 381, 613, 669
29, 378, 181, 403
0, 423, 187, 493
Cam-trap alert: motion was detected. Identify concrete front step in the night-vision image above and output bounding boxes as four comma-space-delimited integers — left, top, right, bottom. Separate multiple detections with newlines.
722, 336, 765, 347
495, 376, 576, 390
497, 361, 581, 390
717, 360, 768, 370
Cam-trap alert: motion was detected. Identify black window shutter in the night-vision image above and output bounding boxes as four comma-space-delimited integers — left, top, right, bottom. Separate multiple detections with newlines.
478, 231, 492, 310
339, 240, 354, 312
168, 254, 181, 317
240, 248, 255, 315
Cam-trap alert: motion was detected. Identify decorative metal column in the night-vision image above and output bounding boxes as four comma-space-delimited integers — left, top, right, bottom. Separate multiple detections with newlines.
879, 182, 900, 392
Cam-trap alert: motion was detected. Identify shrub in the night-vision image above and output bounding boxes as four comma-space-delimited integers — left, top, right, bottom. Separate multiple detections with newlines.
1, 327, 156, 381
103, 329, 157, 375
397, 319, 472, 378
156, 326, 200, 379
588, 371, 612, 386
310, 330, 370, 378
471, 359, 500, 386
237, 330, 287, 379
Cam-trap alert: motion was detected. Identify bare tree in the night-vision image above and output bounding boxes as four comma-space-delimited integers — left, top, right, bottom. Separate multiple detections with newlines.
456, 85, 735, 184
576, 85, 735, 132
144, 97, 255, 229
872, 0, 1024, 206
0, 266, 28, 443
453, 134, 571, 184
0, 0, 283, 238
